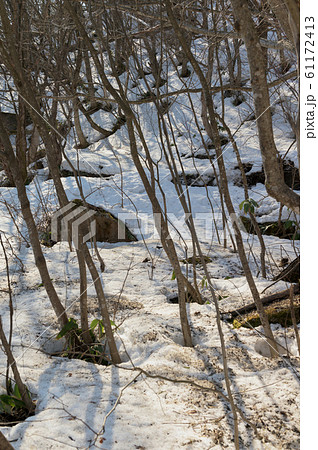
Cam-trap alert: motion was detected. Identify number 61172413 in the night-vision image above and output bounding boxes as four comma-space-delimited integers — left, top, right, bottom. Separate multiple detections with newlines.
305, 17, 315, 79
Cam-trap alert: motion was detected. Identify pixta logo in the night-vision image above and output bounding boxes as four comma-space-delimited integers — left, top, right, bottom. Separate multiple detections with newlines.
51, 202, 96, 249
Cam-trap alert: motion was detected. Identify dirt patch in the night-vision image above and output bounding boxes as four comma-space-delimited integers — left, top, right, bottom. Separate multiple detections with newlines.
181, 255, 212, 265
60, 169, 113, 179
0, 407, 34, 427
69, 295, 143, 318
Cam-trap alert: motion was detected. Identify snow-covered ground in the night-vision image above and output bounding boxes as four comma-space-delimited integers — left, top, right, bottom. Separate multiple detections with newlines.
0, 34, 300, 449
0, 236, 300, 449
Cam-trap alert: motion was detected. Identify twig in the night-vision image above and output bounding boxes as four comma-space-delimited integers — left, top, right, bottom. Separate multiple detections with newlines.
262, 257, 300, 293
1, 200, 29, 247
112, 363, 259, 437
89, 371, 142, 447
0, 316, 34, 411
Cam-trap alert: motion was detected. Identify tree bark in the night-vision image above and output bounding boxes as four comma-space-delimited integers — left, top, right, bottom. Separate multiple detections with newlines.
0, 117, 68, 328
0, 431, 14, 450
230, 0, 299, 214
0, 316, 34, 412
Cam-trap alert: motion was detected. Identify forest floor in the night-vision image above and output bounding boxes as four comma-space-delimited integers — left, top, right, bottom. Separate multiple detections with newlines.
0, 44, 300, 448
0, 237, 300, 449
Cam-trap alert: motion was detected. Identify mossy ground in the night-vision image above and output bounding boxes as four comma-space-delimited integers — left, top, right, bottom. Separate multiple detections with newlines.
233, 296, 300, 329
181, 255, 212, 265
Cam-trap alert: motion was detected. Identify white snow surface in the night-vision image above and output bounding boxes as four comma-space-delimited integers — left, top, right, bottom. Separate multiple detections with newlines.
0, 239, 300, 449
0, 51, 300, 449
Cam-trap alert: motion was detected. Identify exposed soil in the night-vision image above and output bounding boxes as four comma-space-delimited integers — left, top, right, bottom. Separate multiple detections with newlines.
234, 159, 300, 189
0, 408, 34, 427
177, 172, 216, 187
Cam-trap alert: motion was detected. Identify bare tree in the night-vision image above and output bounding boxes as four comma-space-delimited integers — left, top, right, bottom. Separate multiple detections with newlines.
164, 0, 279, 357
0, 116, 68, 327
0, 0, 121, 363
64, 0, 203, 347
229, 0, 299, 213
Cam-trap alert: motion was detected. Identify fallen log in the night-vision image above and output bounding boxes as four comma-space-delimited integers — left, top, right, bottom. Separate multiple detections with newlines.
222, 284, 300, 319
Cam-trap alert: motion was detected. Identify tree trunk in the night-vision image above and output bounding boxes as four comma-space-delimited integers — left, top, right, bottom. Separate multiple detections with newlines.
83, 246, 121, 363
126, 117, 193, 347
73, 97, 89, 149
0, 117, 68, 328
16, 100, 28, 183
165, 0, 279, 358
77, 244, 92, 345
0, 431, 14, 450
230, 0, 299, 214
0, 316, 34, 412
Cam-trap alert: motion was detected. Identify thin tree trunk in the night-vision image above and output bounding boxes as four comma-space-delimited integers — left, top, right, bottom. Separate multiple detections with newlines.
216, 112, 267, 278
289, 285, 300, 355
64, 0, 194, 347
0, 431, 14, 450
185, 218, 240, 449
126, 117, 193, 347
83, 246, 121, 363
165, 0, 279, 358
16, 100, 28, 183
77, 244, 92, 345
73, 97, 89, 149
27, 126, 40, 165
229, 0, 299, 214
0, 316, 34, 412
0, 117, 68, 328
0, 234, 14, 394
83, 46, 98, 109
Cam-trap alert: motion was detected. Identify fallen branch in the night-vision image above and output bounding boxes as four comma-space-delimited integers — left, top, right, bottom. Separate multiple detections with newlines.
89, 371, 142, 447
112, 363, 260, 437
273, 256, 300, 283
222, 284, 300, 319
